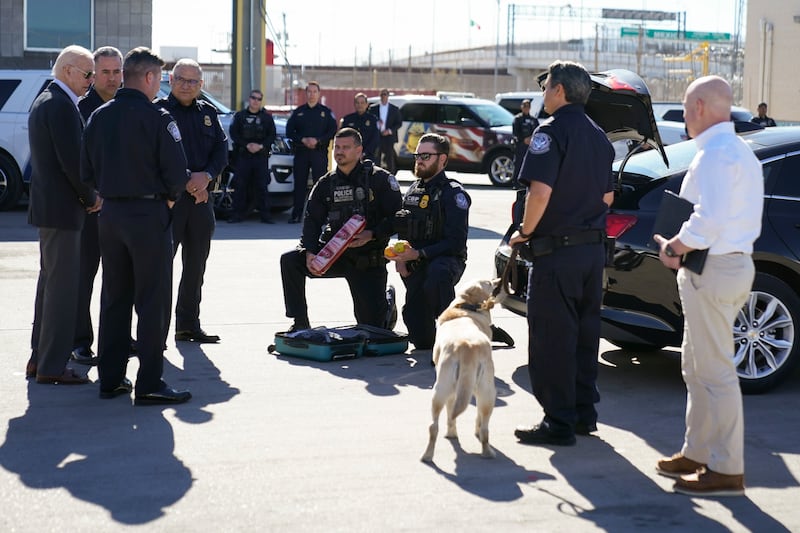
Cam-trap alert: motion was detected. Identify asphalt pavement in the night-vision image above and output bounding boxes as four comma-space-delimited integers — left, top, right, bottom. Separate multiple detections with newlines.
1, 174, 799, 532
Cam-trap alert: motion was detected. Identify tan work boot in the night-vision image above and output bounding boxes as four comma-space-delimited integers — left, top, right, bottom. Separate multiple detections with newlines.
656, 453, 705, 479
674, 468, 745, 497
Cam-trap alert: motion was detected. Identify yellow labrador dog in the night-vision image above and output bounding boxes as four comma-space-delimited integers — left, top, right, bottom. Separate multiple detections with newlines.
421, 279, 498, 462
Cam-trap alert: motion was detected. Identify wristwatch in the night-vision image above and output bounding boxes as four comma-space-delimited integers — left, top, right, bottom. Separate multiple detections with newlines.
664, 244, 678, 258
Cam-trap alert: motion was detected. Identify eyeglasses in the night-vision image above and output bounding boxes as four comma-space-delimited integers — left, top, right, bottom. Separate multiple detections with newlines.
249, 95, 262, 101
69, 65, 95, 80
412, 152, 442, 161
174, 76, 201, 87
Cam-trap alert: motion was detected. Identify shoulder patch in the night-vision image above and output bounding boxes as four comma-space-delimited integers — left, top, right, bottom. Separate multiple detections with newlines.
455, 193, 469, 210
167, 121, 182, 142
530, 132, 551, 154
388, 174, 400, 191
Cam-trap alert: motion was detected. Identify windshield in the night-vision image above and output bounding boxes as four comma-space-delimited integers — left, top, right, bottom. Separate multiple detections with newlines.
613, 138, 699, 179
470, 103, 514, 128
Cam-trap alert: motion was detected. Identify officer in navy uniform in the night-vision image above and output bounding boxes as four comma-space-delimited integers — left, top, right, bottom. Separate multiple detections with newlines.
339, 92, 380, 161
228, 89, 276, 223
285, 81, 337, 223
72, 45, 123, 366
387, 133, 470, 350
81, 47, 192, 404
156, 58, 228, 344
509, 61, 615, 446
512, 99, 539, 187
280, 128, 402, 331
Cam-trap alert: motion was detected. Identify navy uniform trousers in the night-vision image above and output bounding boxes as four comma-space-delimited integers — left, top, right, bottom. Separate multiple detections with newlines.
97, 199, 173, 394
232, 154, 270, 220
74, 211, 100, 350
280, 249, 388, 328
171, 192, 216, 332
527, 242, 605, 435
401, 255, 466, 349
291, 147, 328, 220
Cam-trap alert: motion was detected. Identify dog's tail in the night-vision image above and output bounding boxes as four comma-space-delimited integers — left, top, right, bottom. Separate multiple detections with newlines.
451, 343, 482, 418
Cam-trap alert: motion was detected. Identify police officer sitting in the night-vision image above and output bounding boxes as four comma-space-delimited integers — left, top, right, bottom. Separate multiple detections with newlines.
339, 92, 380, 161
279, 128, 402, 331
385, 133, 470, 350
228, 89, 276, 223
512, 99, 539, 188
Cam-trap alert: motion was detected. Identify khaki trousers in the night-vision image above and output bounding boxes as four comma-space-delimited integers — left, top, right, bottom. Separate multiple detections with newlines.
677, 253, 754, 475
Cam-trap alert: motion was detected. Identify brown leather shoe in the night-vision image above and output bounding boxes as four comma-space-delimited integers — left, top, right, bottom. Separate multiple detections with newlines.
25, 358, 37, 378
35, 368, 91, 385
656, 453, 705, 479
674, 468, 745, 497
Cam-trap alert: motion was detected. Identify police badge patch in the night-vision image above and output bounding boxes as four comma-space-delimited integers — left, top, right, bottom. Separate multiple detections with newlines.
204, 115, 213, 127
167, 121, 182, 142
455, 193, 469, 210
530, 132, 551, 154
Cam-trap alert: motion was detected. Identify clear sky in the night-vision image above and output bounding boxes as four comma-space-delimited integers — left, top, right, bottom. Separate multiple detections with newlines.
152, 0, 740, 66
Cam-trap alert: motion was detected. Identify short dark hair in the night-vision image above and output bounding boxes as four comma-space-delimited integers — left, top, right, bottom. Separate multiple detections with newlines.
335, 127, 362, 146
123, 47, 164, 82
758, 102, 768, 108
94, 46, 122, 62
380, 89, 389, 96
547, 60, 591, 105
417, 133, 450, 156
307, 81, 320, 91
250, 89, 263, 98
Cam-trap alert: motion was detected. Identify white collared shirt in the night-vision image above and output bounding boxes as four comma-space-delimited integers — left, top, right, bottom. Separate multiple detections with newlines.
677, 121, 763, 255
378, 102, 388, 131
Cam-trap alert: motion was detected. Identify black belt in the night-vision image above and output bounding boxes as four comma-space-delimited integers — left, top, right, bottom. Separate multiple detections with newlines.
528, 229, 605, 258
107, 194, 166, 201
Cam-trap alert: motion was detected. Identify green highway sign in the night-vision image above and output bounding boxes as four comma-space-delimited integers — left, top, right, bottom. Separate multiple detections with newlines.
620, 27, 731, 41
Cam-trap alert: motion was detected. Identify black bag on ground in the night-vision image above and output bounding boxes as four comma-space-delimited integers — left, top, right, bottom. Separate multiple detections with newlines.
268, 325, 408, 362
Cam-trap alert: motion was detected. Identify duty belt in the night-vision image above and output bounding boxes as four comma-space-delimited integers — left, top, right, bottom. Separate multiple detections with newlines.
527, 229, 604, 257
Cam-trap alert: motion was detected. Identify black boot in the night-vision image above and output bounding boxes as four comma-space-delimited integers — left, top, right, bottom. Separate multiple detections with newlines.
490, 324, 514, 347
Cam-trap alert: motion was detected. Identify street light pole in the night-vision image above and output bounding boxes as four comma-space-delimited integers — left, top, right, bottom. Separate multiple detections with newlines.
493, 0, 499, 96
558, 3, 572, 59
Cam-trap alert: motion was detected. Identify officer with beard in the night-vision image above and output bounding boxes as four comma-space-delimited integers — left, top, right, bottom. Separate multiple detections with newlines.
387, 133, 515, 351
279, 128, 402, 331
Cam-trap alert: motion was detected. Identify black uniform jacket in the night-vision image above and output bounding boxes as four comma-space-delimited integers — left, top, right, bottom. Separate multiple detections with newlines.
81, 88, 188, 200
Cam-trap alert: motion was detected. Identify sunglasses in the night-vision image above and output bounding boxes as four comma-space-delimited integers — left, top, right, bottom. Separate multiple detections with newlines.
69, 65, 94, 80
249, 95, 262, 101
174, 76, 201, 87
412, 152, 442, 161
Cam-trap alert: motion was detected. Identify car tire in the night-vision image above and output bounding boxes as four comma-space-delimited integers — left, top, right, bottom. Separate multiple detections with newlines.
0, 152, 23, 211
212, 168, 235, 219
487, 151, 515, 187
735, 273, 800, 394
606, 340, 665, 352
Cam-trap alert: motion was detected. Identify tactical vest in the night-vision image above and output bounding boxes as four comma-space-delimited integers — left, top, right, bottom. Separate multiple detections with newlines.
241, 111, 267, 142
319, 162, 382, 247
398, 179, 445, 242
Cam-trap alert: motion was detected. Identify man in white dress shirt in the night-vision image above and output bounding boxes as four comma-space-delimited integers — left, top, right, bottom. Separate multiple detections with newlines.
653, 76, 763, 497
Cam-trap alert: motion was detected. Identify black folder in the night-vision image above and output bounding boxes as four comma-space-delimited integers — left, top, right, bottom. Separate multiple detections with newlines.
648, 190, 708, 275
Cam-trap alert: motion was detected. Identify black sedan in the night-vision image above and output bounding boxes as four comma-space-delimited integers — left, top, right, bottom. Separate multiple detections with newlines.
496, 126, 800, 394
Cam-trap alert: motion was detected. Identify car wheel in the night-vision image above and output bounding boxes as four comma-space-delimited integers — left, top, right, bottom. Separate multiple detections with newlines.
212, 169, 235, 219
606, 340, 665, 352
735, 273, 800, 394
0, 153, 23, 211
487, 152, 514, 187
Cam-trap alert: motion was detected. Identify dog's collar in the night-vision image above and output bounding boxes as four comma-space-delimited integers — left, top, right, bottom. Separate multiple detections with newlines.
454, 302, 482, 312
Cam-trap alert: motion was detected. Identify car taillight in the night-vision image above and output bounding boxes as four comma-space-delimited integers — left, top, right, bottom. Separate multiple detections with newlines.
606, 213, 637, 238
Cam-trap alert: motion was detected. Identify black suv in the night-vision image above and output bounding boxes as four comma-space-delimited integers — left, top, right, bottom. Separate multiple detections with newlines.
496, 85, 800, 392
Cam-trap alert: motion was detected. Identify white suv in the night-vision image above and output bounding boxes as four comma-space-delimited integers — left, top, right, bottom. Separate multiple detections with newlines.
0, 70, 52, 210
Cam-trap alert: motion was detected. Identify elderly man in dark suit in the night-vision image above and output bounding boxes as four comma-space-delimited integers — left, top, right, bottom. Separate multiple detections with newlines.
369, 89, 403, 174
27, 45, 102, 384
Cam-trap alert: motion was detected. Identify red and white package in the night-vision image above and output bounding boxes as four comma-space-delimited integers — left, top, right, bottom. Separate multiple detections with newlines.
309, 214, 366, 274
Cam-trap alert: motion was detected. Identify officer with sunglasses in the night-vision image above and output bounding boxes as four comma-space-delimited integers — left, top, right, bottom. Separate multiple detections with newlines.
386, 133, 470, 351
